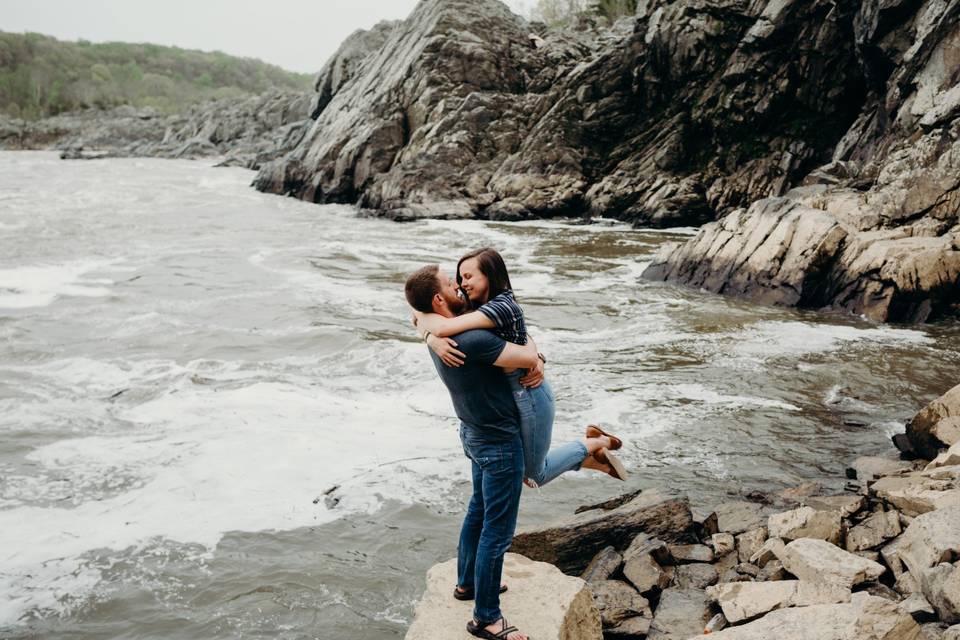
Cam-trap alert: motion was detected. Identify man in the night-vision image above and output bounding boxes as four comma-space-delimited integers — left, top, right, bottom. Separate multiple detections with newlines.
405, 264, 534, 640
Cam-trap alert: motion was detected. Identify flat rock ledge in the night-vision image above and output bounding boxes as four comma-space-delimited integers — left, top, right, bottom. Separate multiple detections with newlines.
406, 380, 960, 638
405, 553, 601, 640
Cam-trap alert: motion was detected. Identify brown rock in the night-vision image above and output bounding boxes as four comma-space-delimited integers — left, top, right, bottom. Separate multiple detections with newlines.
581, 546, 623, 583
908, 385, 960, 459
647, 588, 711, 640
590, 580, 651, 628
511, 489, 692, 574
623, 551, 669, 594
669, 544, 714, 564
673, 563, 719, 589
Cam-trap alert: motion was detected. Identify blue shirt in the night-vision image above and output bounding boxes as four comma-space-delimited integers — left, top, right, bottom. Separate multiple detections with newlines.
477, 290, 527, 345
428, 329, 520, 442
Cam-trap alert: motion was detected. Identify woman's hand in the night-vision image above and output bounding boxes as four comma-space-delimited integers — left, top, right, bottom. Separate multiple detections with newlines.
520, 357, 544, 388
427, 334, 466, 367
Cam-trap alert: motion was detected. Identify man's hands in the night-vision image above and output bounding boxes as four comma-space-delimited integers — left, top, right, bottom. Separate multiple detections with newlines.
519, 357, 544, 388
427, 334, 466, 367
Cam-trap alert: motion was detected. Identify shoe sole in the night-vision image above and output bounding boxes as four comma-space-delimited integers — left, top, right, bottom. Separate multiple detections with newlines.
596, 448, 628, 481
586, 424, 622, 450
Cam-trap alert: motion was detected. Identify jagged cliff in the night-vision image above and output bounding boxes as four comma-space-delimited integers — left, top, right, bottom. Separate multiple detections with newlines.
252, 0, 957, 322
254, 0, 869, 226
643, 0, 960, 323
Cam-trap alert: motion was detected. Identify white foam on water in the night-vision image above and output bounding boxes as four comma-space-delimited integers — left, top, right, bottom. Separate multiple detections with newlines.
0, 378, 463, 626
730, 320, 933, 358
0, 261, 116, 309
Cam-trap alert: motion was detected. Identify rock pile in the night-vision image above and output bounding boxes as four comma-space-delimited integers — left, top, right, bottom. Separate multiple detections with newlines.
407, 382, 960, 638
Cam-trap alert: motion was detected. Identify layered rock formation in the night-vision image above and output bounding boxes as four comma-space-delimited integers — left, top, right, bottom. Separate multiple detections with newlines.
0, 90, 310, 170
253, 0, 867, 225
642, 0, 960, 322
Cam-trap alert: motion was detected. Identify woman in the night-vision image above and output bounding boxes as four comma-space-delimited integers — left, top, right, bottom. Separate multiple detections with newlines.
413, 247, 627, 487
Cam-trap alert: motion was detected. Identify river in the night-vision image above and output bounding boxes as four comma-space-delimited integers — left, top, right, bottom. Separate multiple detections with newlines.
1, 151, 958, 639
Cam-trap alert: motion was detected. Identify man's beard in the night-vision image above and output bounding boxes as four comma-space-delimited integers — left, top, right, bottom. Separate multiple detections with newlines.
443, 288, 467, 315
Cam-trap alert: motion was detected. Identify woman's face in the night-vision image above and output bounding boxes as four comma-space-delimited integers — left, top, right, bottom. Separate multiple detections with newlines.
458, 257, 489, 304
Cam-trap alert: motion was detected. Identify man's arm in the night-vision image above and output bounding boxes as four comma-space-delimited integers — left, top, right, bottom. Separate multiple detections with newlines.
493, 336, 539, 370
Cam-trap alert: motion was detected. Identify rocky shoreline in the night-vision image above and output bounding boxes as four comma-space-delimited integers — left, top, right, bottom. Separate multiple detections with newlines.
0, 90, 310, 170
407, 382, 960, 639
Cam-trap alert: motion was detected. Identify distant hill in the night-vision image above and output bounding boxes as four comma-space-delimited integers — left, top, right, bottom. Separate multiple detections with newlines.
0, 31, 313, 119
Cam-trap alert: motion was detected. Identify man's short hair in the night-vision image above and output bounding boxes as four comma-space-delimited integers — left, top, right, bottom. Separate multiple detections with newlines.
405, 264, 441, 312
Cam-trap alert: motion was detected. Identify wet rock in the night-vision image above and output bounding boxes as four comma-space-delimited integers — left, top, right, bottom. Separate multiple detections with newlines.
511, 489, 692, 574
405, 553, 601, 640
581, 546, 623, 583
846, 509, 902, 552
687, 593, 922, 639
736, 528, 768, 563
779, 538, 886, 588
590, 580, 651, 627
908, 385, 960, 459
920, 562, 960, 624
647, 587, 711, 640
706, 580, 851, 623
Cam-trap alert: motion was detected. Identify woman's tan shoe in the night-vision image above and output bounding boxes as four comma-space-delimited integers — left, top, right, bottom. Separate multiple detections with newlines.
585, 424, 623, 450
594, 448, 628, 481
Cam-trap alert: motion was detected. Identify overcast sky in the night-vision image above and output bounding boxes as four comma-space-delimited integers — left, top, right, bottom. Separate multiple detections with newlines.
2, 0, 531, 74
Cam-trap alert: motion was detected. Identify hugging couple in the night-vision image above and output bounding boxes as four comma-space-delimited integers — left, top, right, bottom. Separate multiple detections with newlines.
404, 247, 628, 640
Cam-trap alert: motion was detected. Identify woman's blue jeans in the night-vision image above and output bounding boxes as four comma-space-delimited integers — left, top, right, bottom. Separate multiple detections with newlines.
506, 372, 588, 487
457, 425, 524, 624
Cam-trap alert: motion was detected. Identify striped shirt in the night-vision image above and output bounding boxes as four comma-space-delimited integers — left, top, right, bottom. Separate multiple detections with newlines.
477, 290, 527, 345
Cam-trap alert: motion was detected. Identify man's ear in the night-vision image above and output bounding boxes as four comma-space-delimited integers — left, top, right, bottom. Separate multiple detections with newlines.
432, 292, 444, 313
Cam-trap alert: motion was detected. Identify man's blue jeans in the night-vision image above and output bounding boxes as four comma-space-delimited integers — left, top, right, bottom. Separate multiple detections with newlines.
507, 372, 588, 486
457, 424, 524, 624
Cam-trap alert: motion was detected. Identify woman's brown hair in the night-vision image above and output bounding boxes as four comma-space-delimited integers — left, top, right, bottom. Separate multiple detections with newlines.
456, 247, 513, 306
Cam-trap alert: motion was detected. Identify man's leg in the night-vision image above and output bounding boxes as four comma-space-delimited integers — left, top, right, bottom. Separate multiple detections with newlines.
472, 434, 524, 626
457, 457, 484, 591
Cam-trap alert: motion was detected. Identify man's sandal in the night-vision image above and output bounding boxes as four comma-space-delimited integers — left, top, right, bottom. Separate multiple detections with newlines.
453, 584, 507, 601
594, 448, 628, 481
585, 425, 623, 450
467, 617, 525, 639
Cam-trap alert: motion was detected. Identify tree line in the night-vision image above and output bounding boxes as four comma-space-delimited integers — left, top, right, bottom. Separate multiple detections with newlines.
0, 31, 312, 120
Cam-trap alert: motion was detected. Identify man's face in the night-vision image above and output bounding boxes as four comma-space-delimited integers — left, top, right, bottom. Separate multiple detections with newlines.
436, 269, 466, 314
